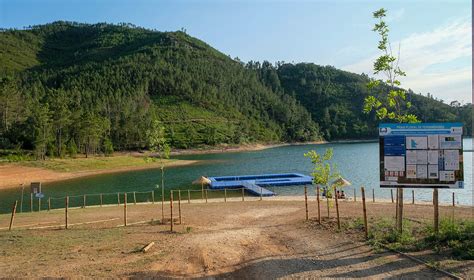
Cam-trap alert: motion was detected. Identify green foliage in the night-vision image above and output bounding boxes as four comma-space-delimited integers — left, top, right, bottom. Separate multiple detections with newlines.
103, 138, 114, 156
0, 21, 470, 157
367, 218, 474, 260
305, 148, 340, 197
146, 120, 170, 162
67, 139, 78, 158
424, 219, 474, 260
363, 8, 419, 124
0, 22, 319, 156
368, 218, 415, 251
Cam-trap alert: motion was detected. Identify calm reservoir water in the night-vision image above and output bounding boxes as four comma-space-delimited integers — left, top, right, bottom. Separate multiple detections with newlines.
0, 139, 472, 213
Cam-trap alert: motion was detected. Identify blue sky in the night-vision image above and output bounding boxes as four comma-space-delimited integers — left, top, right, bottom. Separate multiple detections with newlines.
0, 0, 471, 103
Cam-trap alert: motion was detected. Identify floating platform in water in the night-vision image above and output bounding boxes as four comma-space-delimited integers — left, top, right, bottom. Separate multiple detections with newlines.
208, 173, 313, 196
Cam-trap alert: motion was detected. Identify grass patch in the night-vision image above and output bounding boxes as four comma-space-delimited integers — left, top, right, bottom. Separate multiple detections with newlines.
19, 156, 178, 172
366, 218, 474, 260
0, 149, 34, 162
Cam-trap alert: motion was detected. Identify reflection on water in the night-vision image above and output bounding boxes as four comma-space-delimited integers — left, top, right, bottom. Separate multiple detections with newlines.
0, 139, 471, 213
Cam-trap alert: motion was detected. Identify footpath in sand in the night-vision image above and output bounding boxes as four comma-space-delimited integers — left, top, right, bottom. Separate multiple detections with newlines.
0, 198, 472, 278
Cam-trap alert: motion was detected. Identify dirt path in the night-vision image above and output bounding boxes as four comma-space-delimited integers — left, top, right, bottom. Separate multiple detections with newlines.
1, 200, 470, 278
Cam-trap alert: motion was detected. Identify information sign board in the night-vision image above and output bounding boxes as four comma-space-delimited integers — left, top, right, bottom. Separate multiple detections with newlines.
379, 123, 463, 188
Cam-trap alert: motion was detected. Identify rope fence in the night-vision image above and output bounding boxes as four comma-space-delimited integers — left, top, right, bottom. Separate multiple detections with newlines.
1, 185, 466, 233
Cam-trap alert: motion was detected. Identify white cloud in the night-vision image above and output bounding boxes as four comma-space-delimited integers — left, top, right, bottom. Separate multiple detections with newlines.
343, 17, 472, 103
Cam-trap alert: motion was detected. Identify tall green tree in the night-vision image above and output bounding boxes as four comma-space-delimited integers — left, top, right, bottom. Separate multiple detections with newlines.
31, 103, 53, 160
363, 8, 420, 234
363, 8, 419, 124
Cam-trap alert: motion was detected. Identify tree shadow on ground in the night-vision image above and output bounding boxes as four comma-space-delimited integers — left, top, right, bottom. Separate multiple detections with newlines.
129, 243, 446, 279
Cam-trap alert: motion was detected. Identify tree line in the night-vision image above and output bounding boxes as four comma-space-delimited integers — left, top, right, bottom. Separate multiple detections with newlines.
0, 22, 470, 159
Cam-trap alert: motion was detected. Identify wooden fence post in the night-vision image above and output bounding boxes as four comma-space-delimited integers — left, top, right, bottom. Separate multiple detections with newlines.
391, 189, 394, 203
123, 193, 127, 226
361, 187, 368, 239
20, 185, 24, 213
326, 192, 330, 218
412, 190, 415, 204
434, 188, 439, 234
452, 192, 455, 207
201, 183, 204, 200
241, 188, 245, 202
9, 200, 18, 231
224, 188, 227, 203
304, 186, 308, 221
353, 188, 356, 202
100, 194, 103, 207
170, 191, 174, 232
48, 197, 51, 211
178, 190, 182, 225
152, 191, 155, 204
334, 186, 340, 230
316, 186, 321, 224
395, 188, 399, 226
133, 192, 136, 205
38, 197, 41, 212
83, 194, 86, 208
30, 193, 33, 212
372, 189, 375, 203
117, 193, 120, 206
65, 196, 69, 229
187, 190, 191, 204
205, 189, 208, 203
260, 187, 263, 201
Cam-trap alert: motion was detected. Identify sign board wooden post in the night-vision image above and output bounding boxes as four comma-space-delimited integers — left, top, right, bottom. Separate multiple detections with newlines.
30, 182, 41, 212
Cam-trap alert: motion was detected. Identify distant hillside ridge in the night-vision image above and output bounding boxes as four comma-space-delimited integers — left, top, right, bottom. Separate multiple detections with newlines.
0, 22, 470, 158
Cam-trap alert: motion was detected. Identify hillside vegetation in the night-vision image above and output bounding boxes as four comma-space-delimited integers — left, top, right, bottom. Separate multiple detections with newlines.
0, 22, 470, 159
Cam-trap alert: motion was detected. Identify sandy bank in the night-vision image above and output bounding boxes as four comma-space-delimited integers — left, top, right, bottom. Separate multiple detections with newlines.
0, 159, 196, 191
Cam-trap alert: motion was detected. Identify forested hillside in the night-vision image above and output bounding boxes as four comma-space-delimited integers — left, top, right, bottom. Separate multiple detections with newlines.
249, 62, 471, 140
0, 22, 470, 159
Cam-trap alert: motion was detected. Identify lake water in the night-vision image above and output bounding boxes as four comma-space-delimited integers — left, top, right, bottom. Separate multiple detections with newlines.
0, 139, 472, 214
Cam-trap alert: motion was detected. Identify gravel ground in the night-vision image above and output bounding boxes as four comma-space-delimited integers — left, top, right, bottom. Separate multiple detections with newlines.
0, 198, 472, 278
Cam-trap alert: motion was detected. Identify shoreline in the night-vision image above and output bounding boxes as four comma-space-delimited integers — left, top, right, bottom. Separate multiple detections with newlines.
169, 139, 378, 156
0, 139, 377, 191
0, 159, 197, 191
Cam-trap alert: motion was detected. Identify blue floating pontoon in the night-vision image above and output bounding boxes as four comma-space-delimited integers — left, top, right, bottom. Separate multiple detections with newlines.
208, 173, 313, 196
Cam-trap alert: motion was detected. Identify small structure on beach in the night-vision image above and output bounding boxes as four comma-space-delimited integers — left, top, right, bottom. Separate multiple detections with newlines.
208, 173, 313, 196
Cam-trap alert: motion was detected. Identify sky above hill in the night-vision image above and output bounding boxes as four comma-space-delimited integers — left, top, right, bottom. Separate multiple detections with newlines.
0, 0, 471, 104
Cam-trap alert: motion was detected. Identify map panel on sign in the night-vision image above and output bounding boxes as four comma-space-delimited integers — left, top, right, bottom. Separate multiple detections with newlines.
406, 137, 428, 150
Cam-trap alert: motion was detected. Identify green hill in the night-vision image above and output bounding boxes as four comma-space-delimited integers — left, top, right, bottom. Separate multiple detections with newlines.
251, 62, 471, 140
0, 22, 470, 158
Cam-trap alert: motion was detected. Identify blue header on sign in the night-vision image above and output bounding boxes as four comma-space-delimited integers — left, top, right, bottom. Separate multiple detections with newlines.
379, 123, 463, 129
